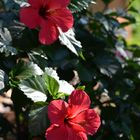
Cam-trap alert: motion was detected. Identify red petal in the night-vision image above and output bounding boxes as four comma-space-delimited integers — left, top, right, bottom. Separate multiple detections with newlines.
48, 100, 68, 124
46, 124, 67, 140
28, 0, 43, 8
66, 126, 87, 140
71, 109, 101, 135
78, 132, 88, 140
68, 90, 91, 118
20, 7, 40, 29
46, 124, 87, 140
49, 8, 73, 32
46, 0, 70, 9
39, 19, 59, 45
68, 121, 85, 133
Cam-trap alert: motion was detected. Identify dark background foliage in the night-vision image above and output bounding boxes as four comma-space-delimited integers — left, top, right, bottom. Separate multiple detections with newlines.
0, 0, 140, 140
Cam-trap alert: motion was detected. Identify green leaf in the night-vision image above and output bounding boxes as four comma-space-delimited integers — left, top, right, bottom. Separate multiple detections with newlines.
76, 63, 93, 82
44, 67, 74, 95
69, 0, 95, 13
29, 102, 48, 118
79, 51, 86, 61
19, 75, 47, 102
29, 106, 48, 136
0, 69, 5, 92
0, 28, 17, 56
59, 28, 82, 55
12, 28, 40, 51
94, 53, 121, 77
76, 85, 85, 90
44, 73, 59, 97
10, 60, 43, 80
13, 0, 28, 7
28, 50, 48, 70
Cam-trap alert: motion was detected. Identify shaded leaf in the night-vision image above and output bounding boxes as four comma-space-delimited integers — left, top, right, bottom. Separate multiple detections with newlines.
10, 60, 43, 80
3, 0, 19, 11
29, 106, 48, 136
76, 63, 93, 82
12, 28, 40, 51
94, 53, 121, 77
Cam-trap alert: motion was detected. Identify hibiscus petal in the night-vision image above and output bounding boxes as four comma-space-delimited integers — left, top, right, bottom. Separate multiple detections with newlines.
46, 0, 70, 9
28, 0, 43, 8
68, 90, 91, 118
71, 109, 101, 135
39, 19, 59, 45
46, 124, 87, 140
49, 8, 73, 32
68, 121, 85, 133
66, 125, 88, 140
46, 124, 67, 140
20, 7, 40, 29
48, 100, 68, 124
78, 132, 88, 140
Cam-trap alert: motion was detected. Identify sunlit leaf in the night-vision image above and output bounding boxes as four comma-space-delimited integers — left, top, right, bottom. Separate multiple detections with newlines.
59, 28, 82, 55
69, 0, 96, 13
0, 69, 5, 92
19, 75, 47, 102
0, 28, 17, 56
44, 73, 59, 97
45, 67, 74, 95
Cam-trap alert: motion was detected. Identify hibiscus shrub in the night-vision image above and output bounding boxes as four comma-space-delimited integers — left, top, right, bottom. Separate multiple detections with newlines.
0, 0, 140, 140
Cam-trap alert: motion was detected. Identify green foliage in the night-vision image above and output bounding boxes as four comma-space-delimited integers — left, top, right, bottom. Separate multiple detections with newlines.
0, 28, 17, 56
0, 0, 140, 139
29, 105, 48, 136
19, 75, 48, 102
9, 60, 43, 88
69, 0, 95, 12
43, 73, 59, 98
0, 69, 5, 92
10, 60, 43, 80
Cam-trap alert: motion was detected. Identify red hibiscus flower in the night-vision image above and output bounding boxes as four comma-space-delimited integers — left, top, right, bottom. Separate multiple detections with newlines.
20, 0, 73, 45
46, 89, 101, 140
